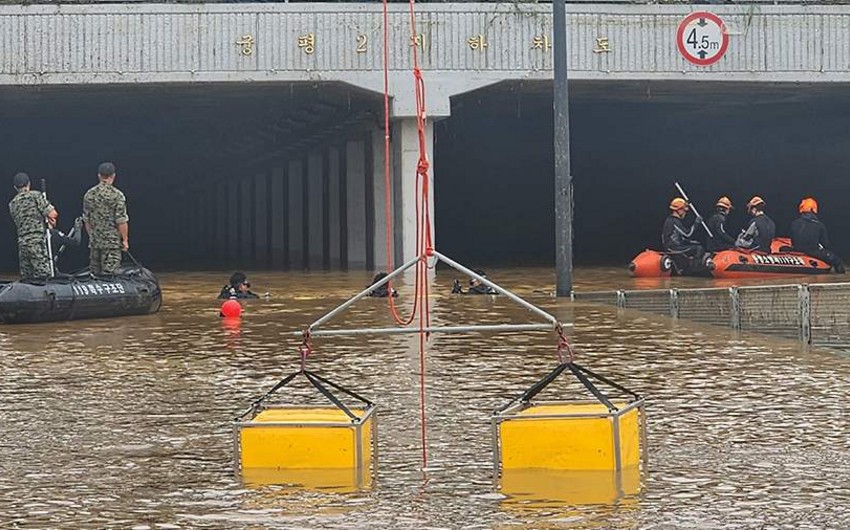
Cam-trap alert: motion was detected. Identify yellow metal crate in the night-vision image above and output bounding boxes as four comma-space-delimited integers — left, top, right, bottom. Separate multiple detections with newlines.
492, 399, 646, 472
234, 405, 376, 486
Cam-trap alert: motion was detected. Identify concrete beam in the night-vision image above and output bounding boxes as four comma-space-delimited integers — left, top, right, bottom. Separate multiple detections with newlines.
227, 178, 240, 265
270, 166, 286, 269
307, 151, 324, 270
327, 146, 342, 269
216, 182, 227, 261
346, 139, 367, 269
241, 177, 253, 262
288, 159, 305, 270
371, 128, 390, 271
255, 173, 269, 267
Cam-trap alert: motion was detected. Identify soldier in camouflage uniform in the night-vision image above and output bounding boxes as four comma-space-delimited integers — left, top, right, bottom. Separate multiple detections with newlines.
83, 162, 129, 276
8, 172, 58, 280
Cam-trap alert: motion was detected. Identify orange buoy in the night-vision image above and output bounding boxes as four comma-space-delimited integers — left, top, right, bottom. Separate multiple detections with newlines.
220, 299, 243, 318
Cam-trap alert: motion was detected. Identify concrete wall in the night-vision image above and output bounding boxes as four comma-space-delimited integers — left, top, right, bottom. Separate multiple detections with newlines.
2, 4, 850, 89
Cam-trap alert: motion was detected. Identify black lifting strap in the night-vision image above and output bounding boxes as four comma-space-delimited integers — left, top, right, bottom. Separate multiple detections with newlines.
574, 363, 641, 402
495, 363, 569, 415
495, 362, 640, 416
235, 368, 372, 423
235, 370, 302, 421
304, 371, 360, 422
307, 370, 374, 408
566, 363, 617, 412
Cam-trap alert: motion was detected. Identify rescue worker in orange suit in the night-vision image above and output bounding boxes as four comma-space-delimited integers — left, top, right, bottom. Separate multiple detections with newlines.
661, 198, 705, 261
736, 196, 775, 253
705, 196, 737, 252
791, 198, 845, 273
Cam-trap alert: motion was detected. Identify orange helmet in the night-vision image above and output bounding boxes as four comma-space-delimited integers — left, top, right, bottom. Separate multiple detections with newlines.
716, 196, 733, 210
746, 196, 765, 209
799, 197, 818, 214
669, 197, 688, 211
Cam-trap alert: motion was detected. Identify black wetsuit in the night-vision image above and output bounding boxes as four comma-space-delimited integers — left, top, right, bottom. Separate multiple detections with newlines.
217, 285, 260, 299
661, 214, 704, 258
791, 213, 845, 273
736, 213, 775, 253
705, 210, 736, 252
451, 279, 497, 295
467, 283, 498, 295
368, 285, 398, 297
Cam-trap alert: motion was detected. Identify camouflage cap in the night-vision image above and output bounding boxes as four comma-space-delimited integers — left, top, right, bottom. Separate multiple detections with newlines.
12, 172, 30, 189
98, 162, 116, 177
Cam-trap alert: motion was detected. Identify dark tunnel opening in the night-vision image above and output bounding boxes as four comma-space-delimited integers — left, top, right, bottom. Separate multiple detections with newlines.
3, 80, 850, 275
435, 81, 850, 268
0, 82, 383, 274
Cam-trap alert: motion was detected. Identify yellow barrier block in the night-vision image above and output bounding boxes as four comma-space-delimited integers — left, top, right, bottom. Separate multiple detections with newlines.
236, 406, 374, 472
494, 401, 644, 471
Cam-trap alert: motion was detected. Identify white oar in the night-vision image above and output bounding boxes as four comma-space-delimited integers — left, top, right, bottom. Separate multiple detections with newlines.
674, 181, 714, 239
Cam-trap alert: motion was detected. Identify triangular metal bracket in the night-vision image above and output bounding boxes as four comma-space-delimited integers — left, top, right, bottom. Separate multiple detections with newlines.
293, 250, 566, 338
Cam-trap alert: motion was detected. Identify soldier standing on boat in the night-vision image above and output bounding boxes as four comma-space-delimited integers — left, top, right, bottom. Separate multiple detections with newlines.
8, 172, 58, 280
83, 162, 129, 276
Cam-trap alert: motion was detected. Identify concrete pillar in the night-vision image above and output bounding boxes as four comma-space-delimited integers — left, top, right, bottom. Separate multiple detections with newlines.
364, 133, 375, 271
372, 128, 390, 272
227, 179, 240, 265
220, 185, 228, 261
327, 147, 342, 269
254, 173, 269, 267
307, 151, 324, 270
270, 166, 286, 268
346, 139, 367, 269
392, 118, 435, 266
240, 177, 253, 263
288, 159, 305, 270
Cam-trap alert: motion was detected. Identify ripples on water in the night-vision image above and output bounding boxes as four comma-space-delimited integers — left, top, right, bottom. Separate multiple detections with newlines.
0, 267, 849, 529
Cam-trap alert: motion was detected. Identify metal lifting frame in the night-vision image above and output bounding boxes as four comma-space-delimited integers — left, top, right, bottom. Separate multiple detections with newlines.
291, 250, 564, 338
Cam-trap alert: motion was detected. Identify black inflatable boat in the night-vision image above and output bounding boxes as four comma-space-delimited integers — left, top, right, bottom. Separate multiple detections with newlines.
0, 265, 162, 324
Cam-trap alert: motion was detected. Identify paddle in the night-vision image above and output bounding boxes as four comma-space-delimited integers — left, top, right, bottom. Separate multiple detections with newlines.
675, 181, 714, 239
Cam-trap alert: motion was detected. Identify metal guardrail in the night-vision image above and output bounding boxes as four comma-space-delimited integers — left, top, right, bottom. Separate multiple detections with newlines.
573, 282, 850, 347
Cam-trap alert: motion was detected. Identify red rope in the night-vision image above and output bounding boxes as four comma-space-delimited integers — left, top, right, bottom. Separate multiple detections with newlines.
556, 325, 575, 364
299, 330, 313, 371
380, 0, 433, 467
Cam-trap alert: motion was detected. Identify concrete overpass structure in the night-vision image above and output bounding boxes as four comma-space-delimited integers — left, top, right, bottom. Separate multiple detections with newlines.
1, 3, 849, 271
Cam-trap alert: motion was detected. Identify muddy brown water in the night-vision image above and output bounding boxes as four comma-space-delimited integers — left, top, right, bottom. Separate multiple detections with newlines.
0, 267, 848, 529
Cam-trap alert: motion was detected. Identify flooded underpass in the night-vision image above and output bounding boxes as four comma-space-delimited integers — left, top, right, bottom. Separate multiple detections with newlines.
1, 268, 849, 529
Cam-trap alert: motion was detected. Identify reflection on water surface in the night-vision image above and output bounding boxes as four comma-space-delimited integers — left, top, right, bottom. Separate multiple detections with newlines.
0, 268, 848, 529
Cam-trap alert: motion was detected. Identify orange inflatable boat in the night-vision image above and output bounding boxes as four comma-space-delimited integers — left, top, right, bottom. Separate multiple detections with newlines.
628, 249, 710, 277
711, 242, 831, 279
629, 238, 833, 279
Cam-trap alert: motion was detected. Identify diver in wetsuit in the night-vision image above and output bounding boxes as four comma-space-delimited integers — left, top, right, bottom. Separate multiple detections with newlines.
736, 196, 775, 253
791, 198, 845, 273
218, 272, 259, 299
451, 269, 498, 295
705, 196, 737, 252
367, 272, 398, 297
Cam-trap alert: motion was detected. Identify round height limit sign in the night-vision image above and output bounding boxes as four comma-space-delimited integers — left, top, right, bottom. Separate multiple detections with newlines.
676, 12, 729, 66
